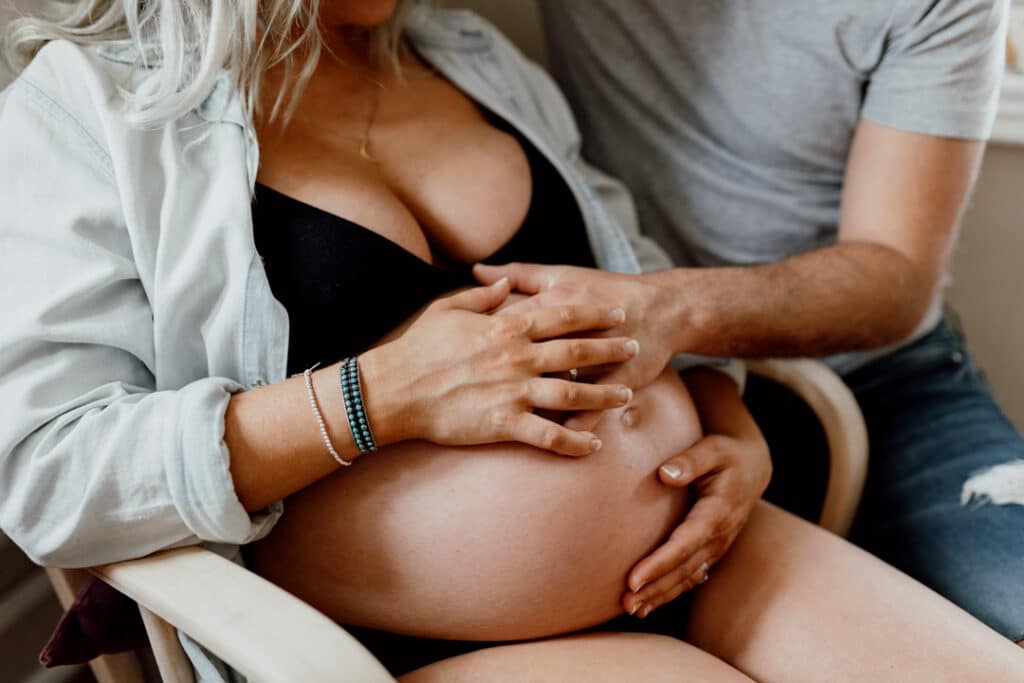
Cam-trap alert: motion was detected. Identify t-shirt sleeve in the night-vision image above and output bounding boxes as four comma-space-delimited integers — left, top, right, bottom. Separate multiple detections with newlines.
862, 0, 1008, 139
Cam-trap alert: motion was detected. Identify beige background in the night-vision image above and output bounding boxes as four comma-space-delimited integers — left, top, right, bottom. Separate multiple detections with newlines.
949, 148, 1024, 430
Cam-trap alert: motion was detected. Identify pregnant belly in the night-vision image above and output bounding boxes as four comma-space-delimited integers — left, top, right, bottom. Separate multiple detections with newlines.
247, 368, 700, 641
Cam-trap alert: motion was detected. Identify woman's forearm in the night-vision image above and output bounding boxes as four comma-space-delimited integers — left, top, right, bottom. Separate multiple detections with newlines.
226, 361, 367, 512
225, 352, 414, 513
226, 284, 637, 512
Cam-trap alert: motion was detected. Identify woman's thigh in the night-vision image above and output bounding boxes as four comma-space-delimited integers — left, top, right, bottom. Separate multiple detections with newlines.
684, 502, 1024, 682
399, 632, 753, 683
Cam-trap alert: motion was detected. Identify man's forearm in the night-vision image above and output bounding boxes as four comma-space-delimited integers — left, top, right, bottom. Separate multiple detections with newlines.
653, 241, 935, 359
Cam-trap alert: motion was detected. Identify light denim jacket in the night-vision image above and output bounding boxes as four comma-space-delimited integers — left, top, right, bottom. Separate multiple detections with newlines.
0, 3, 739, 608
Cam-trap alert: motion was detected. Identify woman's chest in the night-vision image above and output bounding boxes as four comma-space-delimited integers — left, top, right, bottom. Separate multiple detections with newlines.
257, 84, 533, 266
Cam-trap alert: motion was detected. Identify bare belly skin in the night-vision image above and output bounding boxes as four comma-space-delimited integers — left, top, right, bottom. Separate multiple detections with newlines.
247, 368, 700, 641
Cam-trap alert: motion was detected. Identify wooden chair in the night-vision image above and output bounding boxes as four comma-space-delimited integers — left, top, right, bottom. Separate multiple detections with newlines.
42, 358, 867, 683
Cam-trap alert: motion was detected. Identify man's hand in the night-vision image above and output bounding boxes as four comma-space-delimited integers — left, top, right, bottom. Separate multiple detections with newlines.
623, 369, 771, 619
474, 262, 678, 392
483, 124, 986, 365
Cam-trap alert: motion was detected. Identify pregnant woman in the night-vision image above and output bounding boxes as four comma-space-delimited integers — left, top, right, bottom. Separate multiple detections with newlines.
2, 1, 1022, 682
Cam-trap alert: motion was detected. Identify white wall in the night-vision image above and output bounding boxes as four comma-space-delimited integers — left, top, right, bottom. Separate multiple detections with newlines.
949, 146, 1024, 430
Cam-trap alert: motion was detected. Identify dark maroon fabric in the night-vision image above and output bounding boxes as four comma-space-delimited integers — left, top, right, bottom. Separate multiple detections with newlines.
40, 575, 148, 667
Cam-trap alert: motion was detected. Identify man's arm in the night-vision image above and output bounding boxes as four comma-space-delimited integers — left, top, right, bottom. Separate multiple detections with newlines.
477, 121, 984, 370
651, 119, 985, 358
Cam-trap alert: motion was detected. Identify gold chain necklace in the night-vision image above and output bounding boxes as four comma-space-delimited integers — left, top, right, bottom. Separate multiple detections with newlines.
342, 62, 436, 164
347, 73, 385, 164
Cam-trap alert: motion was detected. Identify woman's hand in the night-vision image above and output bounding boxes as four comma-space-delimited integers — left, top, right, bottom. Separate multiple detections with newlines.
623, 369, 771, 618
361, 279, 639, 457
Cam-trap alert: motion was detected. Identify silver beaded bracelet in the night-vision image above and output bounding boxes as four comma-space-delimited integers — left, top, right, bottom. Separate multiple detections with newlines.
303, 365, 352, 467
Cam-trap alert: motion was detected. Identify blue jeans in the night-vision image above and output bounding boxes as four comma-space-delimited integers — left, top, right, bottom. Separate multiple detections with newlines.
841, 318, 1024, 641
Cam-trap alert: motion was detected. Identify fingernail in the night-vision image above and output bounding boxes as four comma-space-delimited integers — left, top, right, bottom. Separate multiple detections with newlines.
609, 307, 626, 323
632, 580, 647, 594
617, 387, 633, 404
495, 277, 509, 287
624, 339, 640, 356
591, 437, 603, 452
639, 605, 653, 619
629, 602, 642, 616
660, 464, 683, 480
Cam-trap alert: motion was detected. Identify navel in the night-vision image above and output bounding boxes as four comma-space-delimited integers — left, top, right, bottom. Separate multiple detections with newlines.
620, 406, 641, 429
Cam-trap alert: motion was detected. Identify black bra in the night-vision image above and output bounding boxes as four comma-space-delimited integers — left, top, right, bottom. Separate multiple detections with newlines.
252, 114, 596, 374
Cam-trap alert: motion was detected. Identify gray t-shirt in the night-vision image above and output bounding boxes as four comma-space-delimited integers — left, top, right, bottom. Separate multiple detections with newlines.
540, 0, 1007, 371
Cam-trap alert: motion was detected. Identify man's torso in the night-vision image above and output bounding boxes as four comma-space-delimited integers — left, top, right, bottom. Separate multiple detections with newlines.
540, 0, 1003, 369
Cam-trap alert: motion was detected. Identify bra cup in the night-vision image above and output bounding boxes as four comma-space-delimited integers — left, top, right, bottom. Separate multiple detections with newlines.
251, 118, 593, 374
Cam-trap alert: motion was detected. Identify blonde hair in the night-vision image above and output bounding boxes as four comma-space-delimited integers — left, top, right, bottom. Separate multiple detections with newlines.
3, 0, 418, 128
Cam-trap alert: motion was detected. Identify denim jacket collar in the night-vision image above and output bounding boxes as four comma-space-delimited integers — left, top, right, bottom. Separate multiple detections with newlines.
91, 7, 499, 191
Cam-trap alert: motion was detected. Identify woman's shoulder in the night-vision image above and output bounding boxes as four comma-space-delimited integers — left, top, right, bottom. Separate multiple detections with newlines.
407, 7, 546, 82
407, 7, 581, 149
16, 39, 133, 102
7, 40, 136, 139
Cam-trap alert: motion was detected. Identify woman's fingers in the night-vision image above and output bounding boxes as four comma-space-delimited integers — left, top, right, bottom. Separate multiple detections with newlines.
401, 286, 639, 454
628, 510, 715, 592
625, 548, 716, 617
440, 278, 511, 313
637, 582, 690, 619
527, 378, 632, 412
507, 412, 602, 457
534, 337, 639, 373
630, 566, 707, 619
657, 436, 729, 488
473, 262, 554, 294
522, 304, 626, 340
563, 410, 605, 433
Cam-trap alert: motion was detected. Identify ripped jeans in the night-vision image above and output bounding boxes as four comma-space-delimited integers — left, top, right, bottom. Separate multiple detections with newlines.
843, 317, 1024, 642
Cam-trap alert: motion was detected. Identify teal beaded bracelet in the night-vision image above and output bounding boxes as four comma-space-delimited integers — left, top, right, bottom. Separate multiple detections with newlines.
339, 356, 377, 454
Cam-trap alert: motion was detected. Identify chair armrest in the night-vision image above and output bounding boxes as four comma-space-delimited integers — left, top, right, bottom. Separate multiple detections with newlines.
91, 547, 395, 683
746, 359, 869, 536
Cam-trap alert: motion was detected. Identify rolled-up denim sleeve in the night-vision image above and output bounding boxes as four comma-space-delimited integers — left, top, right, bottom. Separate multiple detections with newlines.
0, 76, 279, 568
